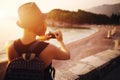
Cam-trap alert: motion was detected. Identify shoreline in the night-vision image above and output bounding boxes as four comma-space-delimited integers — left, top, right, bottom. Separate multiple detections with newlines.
52, 25, 119, 69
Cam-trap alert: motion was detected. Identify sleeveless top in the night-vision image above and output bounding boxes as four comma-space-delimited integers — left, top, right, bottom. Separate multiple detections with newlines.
14, 39, 53, 80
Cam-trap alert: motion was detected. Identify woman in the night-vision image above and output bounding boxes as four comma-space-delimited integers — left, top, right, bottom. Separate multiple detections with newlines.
5, 2, 70, 80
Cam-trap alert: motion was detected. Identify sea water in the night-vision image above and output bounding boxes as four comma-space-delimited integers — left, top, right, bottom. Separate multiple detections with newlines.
0, 18, 97, 54
46, 27, 97, 46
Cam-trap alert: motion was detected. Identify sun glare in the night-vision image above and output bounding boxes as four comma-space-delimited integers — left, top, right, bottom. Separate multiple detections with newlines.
0, 12, 6, 18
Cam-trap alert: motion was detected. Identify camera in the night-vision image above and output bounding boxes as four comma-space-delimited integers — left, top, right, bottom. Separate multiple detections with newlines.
48, 31, 56, 38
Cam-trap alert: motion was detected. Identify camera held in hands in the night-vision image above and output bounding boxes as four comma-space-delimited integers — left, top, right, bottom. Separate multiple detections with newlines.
48, 31, 56, 39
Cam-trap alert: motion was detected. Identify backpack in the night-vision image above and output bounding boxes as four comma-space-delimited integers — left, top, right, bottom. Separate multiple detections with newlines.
4, 40, 55, 80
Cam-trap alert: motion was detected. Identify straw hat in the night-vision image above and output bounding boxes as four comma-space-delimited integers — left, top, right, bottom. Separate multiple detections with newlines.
17, 2, 46, 36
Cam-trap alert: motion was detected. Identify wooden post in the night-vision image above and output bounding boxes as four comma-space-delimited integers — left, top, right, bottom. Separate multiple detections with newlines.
113, 39, 120, 50
111, 27, 116, 36
107, 30, 111, 39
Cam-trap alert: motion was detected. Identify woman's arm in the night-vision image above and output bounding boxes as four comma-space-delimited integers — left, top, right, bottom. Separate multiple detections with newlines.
39, 30, 70, 60
50, 30, 70, 60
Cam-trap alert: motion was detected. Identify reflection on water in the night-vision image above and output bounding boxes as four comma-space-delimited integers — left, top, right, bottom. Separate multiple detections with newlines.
0, 18, 97, 54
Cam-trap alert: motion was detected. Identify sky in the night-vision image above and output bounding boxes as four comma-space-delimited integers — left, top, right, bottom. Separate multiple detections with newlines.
0, 0, 120, 18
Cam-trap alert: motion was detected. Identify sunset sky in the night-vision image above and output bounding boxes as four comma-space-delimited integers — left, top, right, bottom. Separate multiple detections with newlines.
0, 0, 120, 18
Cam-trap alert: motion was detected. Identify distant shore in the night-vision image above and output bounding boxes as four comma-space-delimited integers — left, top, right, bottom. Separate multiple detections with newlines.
47, 20, 94, 29
47, 20, 120, 29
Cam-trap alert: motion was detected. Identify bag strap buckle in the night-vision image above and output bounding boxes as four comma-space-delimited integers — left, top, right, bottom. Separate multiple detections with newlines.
22, 53, 36, 61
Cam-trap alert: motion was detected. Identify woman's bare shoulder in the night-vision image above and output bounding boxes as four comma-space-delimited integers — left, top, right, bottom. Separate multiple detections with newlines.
46, 43, 59, 50
5, 40, 15, 49
41, 43, 59, 55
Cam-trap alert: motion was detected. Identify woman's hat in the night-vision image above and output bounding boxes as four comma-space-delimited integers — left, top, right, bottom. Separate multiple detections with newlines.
17, 2, 46, 35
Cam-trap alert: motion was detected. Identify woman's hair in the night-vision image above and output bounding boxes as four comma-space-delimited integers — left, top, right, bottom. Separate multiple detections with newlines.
17, 2, 46, 36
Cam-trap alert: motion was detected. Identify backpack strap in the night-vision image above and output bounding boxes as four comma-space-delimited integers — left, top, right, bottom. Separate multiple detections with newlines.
25, 40, 49, 61
22, 41, 40, 61
14, 39, 49, 60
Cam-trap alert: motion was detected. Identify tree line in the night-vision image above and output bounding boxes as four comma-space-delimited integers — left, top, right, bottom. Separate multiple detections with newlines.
46, 9, 120, 25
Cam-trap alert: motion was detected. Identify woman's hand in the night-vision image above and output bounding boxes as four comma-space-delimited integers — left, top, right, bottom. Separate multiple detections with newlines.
54, 30, 63, 42
39, 30, 63, 42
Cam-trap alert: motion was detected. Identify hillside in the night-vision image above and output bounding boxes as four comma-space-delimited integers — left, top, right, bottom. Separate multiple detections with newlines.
85, 3, 120, 16
46, 9, 120, 26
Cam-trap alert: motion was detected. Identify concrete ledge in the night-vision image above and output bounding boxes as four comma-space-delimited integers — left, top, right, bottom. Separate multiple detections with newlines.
77, 50, 120, 80
55, 49, 120, 80
76, 55, 120, 80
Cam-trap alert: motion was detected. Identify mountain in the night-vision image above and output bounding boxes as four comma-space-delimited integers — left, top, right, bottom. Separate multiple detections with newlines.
85, 3, 120, 16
